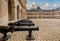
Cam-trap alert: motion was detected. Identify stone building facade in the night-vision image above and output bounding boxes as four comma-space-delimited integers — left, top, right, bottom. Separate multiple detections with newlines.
27, 7, 60, 19
0, 0, 27, 25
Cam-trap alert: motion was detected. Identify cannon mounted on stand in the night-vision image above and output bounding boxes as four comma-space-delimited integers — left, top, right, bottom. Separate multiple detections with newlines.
0, 19, 39, 41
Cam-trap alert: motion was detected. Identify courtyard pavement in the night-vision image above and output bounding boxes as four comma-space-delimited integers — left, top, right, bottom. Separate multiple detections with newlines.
0, 19, 60, 41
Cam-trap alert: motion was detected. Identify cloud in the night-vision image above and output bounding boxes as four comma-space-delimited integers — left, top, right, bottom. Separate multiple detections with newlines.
52, 4, 57, 7
42, 3, 57, 7
43, 3, 50, 7
26, 4, 28, 7
26, 4, 31, 9
40, 3, 57, 10
32, 2, 35, 5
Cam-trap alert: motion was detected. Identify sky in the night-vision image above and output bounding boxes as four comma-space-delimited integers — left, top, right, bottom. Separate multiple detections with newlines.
26, 0, 60, 10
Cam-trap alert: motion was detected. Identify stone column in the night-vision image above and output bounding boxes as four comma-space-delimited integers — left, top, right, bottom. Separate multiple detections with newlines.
0, 0, 8, 25
37, 13, 39, 19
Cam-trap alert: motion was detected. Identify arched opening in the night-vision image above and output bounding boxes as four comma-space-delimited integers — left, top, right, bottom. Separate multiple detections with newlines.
17, 5, 20, 19
8, 0, 15, 21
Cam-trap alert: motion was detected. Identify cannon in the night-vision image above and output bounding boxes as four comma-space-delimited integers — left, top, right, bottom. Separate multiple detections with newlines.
8, 19, 35, 26
0, 26, 39, 41
8, 19, 37, 40
0, 19, 39, 41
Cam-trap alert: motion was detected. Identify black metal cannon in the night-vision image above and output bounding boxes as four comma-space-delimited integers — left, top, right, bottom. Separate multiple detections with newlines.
0, 19, 39, 41
15, 19, 35, 26
0, 26, 39, 41
8, 19, 39, 40
8, 19, 35, 26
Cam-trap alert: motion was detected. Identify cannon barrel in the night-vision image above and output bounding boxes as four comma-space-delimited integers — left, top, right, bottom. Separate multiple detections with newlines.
9, 26, 39, 31
0, 26, 39, 32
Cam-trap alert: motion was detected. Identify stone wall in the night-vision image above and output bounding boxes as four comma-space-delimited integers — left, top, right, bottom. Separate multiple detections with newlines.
0, 0, 27, 25
0, 0, 8, 25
